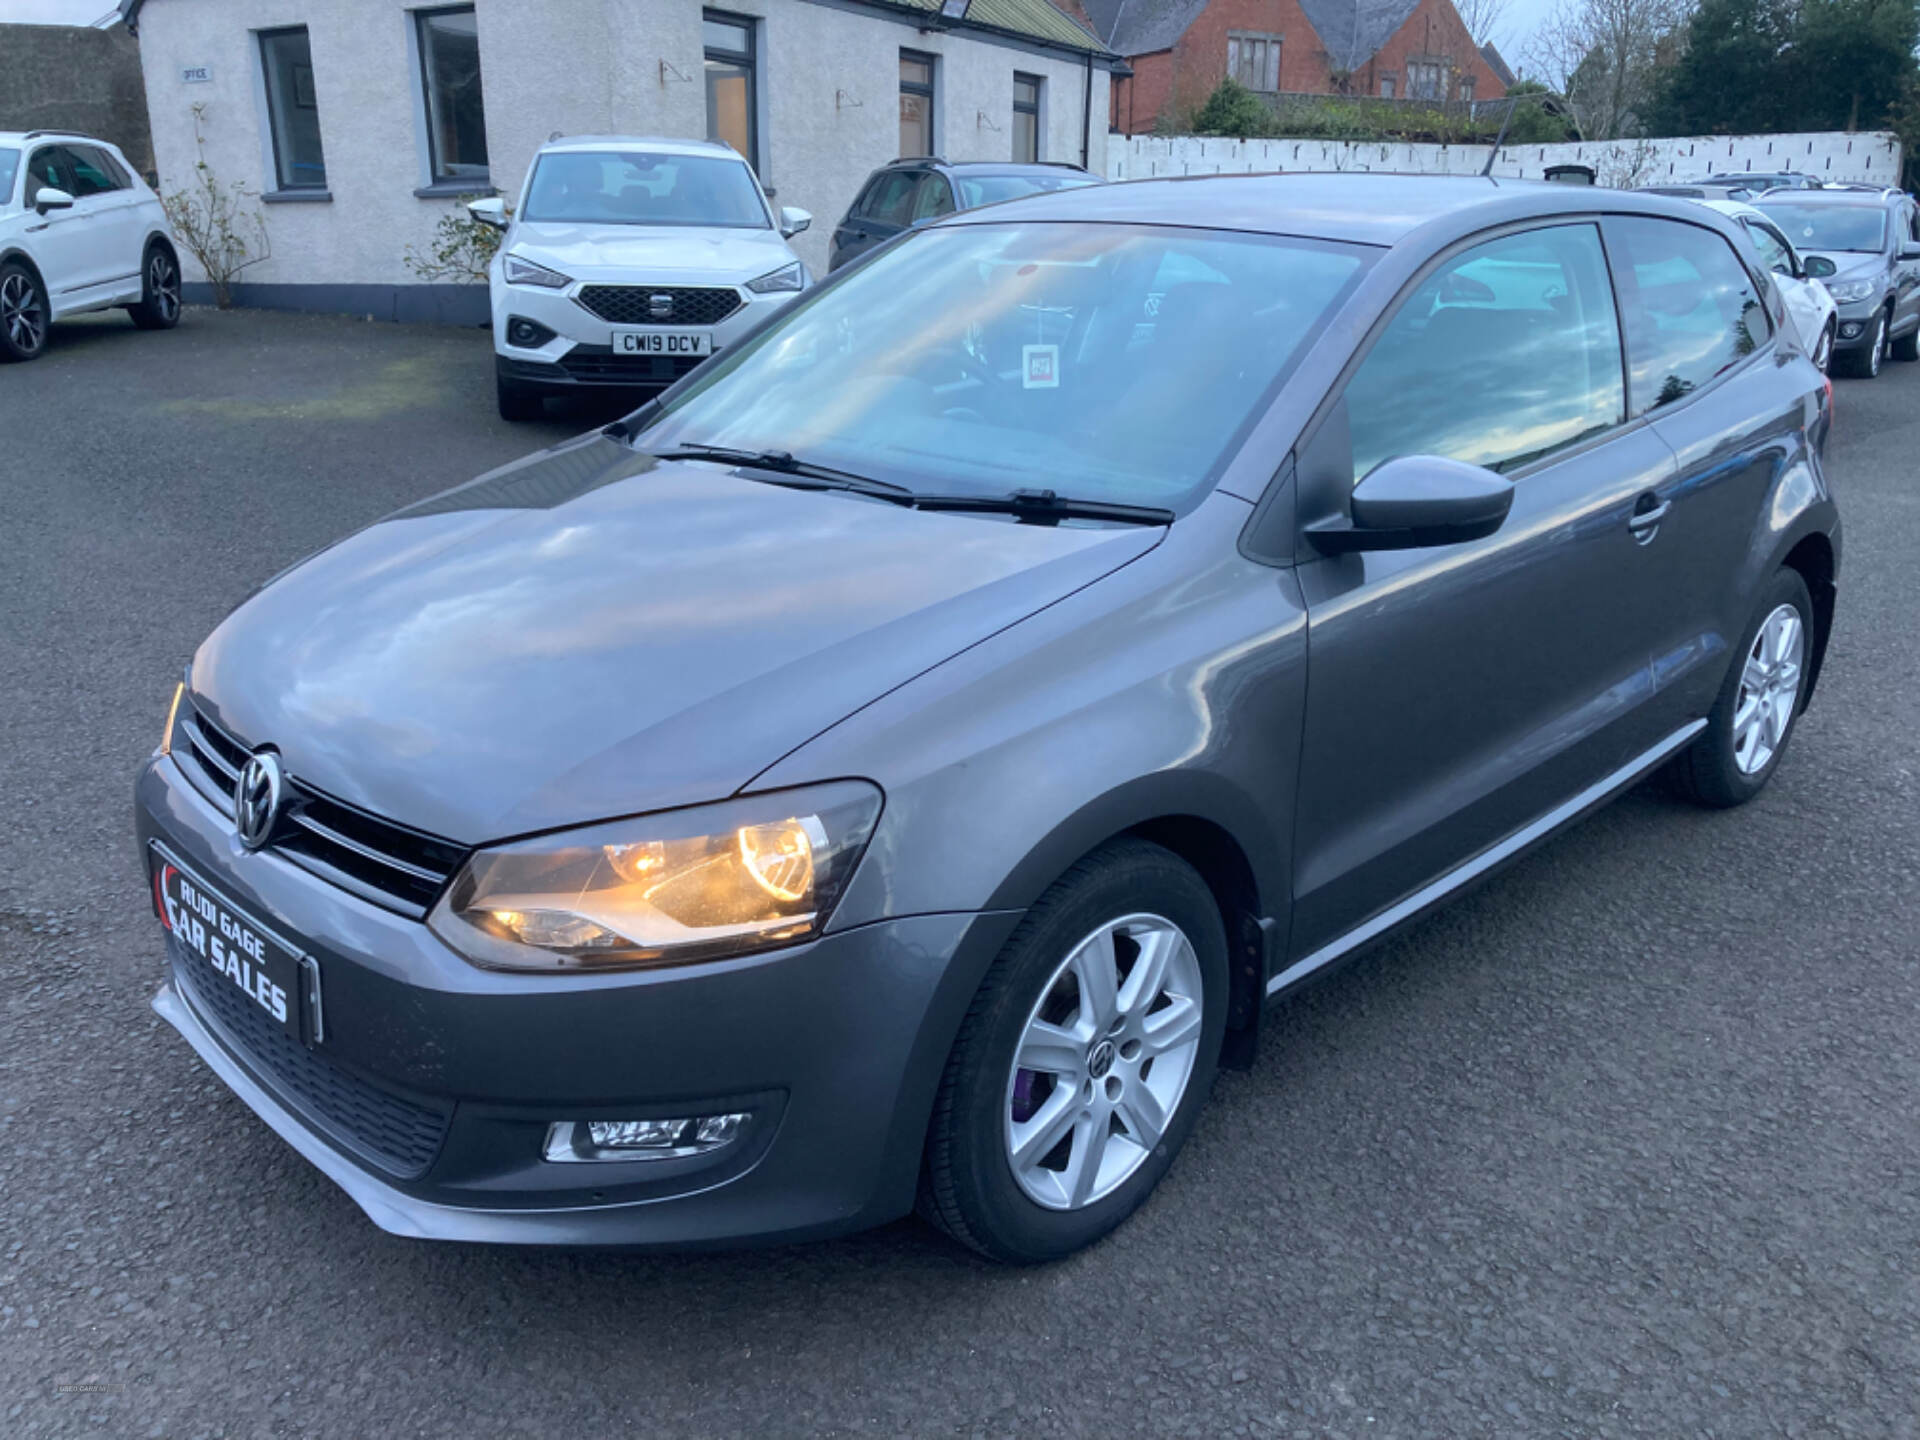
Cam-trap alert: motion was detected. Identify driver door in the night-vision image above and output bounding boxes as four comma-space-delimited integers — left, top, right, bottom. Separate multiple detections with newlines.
1287, 221, 1677, 965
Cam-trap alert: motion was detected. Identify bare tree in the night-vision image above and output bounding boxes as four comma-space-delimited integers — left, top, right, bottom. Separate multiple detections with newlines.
1454, 0, 1512, 47
1524, 0, 1693, 139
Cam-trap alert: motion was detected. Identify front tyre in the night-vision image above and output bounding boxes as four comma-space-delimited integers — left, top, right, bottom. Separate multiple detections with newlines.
128, 244, 182, 330
1814, 318, 1835, 374
1891, 317, 1919, 363
0, 260, 49, 361
920, 839, 1228, 1263
1669, 568, 1814, 808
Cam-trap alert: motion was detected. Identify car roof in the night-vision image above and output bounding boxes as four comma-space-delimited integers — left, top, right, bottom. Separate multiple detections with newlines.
536, 135, 745, 160
0, 131, 101, 146
937, 172, 1743, 249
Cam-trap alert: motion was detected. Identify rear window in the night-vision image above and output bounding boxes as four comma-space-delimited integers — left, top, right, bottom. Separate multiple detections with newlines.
955, 172, 1099, 208
1609, 216, 1769, 415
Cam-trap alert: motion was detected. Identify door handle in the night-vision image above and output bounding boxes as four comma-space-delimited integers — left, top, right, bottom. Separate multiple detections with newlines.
1628, 495, 1671, 543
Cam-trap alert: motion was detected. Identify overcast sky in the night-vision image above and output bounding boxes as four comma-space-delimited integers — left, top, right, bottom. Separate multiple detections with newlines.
1487, 0, 1558, 74
0, 0, 115, 22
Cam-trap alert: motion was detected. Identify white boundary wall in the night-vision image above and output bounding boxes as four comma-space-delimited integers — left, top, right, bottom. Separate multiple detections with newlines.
1108, 131, 1903, 188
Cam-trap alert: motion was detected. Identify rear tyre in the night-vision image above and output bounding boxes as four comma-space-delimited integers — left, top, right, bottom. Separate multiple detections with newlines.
1891, 319, 1919, 363
0, 260, 49, 362
1668, 568, 1814, 809
496, 375, 545, 421
919, 839, 1228, 1264
128, 244, 182, 330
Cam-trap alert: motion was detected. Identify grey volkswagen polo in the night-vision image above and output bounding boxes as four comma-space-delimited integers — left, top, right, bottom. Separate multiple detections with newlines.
139, 175, 1839, 1262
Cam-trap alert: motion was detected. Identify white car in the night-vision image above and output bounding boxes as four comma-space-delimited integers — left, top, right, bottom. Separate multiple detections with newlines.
473, 136, 813, 420
1703, 198, 1839, 372
0, 130, 181, 362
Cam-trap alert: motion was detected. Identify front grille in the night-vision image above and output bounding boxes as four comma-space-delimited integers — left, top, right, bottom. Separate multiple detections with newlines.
575, 284, 742, 327
557, 347, 708, 385
175, 705, 465, 917
175, 943, 452, 1178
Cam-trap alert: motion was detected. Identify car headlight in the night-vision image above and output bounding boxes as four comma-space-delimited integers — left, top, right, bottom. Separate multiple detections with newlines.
428, 782, 882, 972
746, 261, 806, 294
1825, 278, 1876, 303
504, 254, 572, 289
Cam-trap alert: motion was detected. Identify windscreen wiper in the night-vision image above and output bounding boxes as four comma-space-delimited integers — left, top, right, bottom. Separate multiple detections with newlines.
909, 488, 1174, 527
651, 445, 915, 503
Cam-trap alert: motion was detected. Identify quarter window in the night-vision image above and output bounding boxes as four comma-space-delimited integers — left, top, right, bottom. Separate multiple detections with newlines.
1227, 32, 1281, 92
1607, 216, 1769, 416
1345, 223, 1627, 482
1012, 73, 1042, 163
900, 52, 936, 158
862, 170, 920, 227
259, 27, 328, 191
703, 11, 758, 172
910, 173, 955, 222
416, 6, 489, 184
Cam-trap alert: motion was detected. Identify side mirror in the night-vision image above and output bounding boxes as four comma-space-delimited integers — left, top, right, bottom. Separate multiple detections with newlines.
1901, 241, 1920, 262
779, 206, 811, 238
33, 186, 74, 215
466, 196, 508, 231
1801, 254, 1837, 279
1307, 455, 1514, 553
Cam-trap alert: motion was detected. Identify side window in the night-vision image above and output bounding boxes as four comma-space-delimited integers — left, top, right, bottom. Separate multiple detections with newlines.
1344, 223, 1626, 482
864, 170, 919, 228
26, 146, 71, 199
70, 147, 129, 195
1741, 219, 1793, 276
910, 174, 954, 222
1608, 216, 1770, 416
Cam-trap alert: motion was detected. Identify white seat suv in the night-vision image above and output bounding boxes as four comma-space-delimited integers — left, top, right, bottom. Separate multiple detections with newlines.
0, 131, 181, 362
471, 136, 813, 420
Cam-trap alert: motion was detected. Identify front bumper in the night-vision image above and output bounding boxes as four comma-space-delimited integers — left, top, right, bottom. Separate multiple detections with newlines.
138, 755, 1019, 1246
492, 277, 800, 391
1830, 298, 1887, 353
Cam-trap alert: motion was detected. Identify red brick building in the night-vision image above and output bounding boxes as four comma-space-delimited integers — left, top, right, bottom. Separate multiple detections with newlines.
1067, 0, 1507, 135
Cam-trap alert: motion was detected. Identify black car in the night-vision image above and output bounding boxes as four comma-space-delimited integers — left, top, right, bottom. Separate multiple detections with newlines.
827, 158, 1100, 272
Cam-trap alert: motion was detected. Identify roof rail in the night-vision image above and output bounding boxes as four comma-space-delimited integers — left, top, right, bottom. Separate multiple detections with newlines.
21, 129, 102, 143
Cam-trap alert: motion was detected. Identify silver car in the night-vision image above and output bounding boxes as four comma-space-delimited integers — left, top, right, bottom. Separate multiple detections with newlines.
1758, 187, 1920, 377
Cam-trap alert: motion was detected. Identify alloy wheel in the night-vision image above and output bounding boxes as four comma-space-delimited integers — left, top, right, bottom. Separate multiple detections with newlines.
1732, 603, 1804, 775
1868, 315, 1885, 376
150, 252, 180, 322
1, 272, 46, 355
1003, 913, 1204, 1211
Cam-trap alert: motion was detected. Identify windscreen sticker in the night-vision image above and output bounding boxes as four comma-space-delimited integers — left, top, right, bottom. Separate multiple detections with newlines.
1023, 344, 1060, 389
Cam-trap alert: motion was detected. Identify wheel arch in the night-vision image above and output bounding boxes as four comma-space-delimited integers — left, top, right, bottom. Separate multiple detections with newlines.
1779, 529, 1837, 704
0, 247, 47, 294
979, 771, 1284, 1069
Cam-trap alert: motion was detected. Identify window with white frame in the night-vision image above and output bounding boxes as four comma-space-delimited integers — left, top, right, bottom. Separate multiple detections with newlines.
1406, 60, 1445, 100
1227, 32, 1281, 93
258, 26, 327, 191
1012, 73, 1042, 163
1459, 75, 1476, 101
1379, 74, 1396, 98
415, 5, 488, 184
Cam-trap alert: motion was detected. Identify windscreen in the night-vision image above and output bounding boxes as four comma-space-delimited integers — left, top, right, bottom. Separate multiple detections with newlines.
1756, 202, 1887, 253
954, 173, 1101, 208
644, 222, 1370, 508
523, 151, 768, 228
0, 149, 18, 207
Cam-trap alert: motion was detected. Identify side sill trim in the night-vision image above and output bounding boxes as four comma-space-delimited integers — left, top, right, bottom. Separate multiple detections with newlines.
1267, 719, 1707, 997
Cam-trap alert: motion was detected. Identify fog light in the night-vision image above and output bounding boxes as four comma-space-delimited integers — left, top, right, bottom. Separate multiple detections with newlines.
1840, 321, 1864, 340
507, 316, 555, 348
543, 1112, 753, 1162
